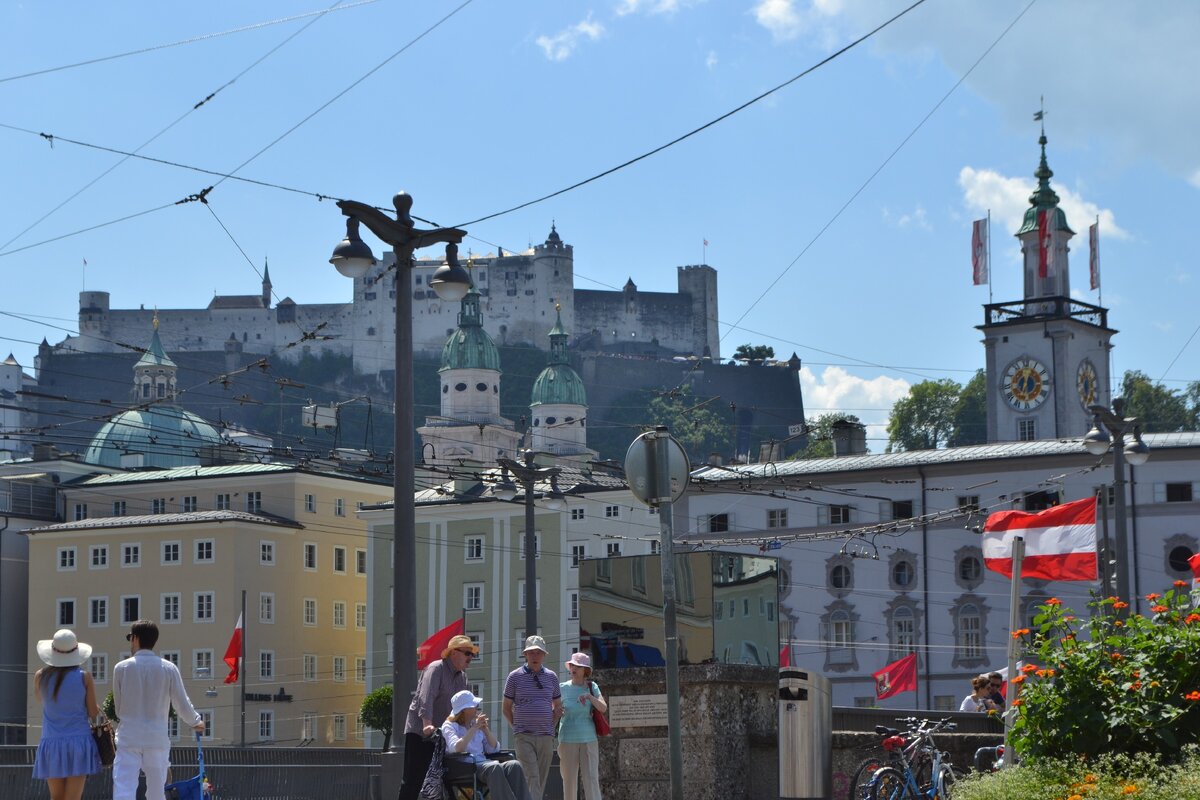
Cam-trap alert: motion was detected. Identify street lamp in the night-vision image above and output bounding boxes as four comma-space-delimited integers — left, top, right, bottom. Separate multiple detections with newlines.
330, 193, 470, 787
495, 450, 562, 637
1084, 397, 1150, 608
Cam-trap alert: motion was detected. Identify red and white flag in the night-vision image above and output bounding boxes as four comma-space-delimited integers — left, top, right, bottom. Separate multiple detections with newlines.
1037, 209, 1054, 278
780, 643, 792, 668
982, 497, 1098, 581
873, 652, 917, 699
1188, 552, 1200, 582
1089, 221, 1100, 291
971, 218, 989, 285
223, 613, 243, 684
416, 617, 465, 670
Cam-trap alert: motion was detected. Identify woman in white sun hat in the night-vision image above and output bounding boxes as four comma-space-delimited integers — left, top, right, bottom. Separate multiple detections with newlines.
33, 629, 101, 800
558, 652, 606, 800
441, 689, 532, 800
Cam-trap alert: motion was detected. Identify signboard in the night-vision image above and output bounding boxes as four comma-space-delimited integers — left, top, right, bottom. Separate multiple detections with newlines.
624, 432, 690, 506
787, 423, 806, 437
608, 694, 670, 728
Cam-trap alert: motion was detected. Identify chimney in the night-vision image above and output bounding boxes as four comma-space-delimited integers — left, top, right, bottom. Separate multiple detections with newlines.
831, 420, 868, 457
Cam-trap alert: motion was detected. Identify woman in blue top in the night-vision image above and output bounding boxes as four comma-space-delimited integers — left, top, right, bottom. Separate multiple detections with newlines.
441, 689, 532, 800
558, 652, 606, 800
33, 629, 101, 800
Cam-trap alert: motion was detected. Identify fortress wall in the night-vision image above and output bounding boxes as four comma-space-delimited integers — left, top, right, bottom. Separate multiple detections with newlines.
575, 291, 698, 354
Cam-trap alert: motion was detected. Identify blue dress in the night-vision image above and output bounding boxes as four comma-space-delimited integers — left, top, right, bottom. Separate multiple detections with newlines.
33, 668, 100, 779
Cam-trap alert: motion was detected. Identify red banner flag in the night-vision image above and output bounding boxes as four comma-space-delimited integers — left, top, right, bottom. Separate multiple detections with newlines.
972, 218, 989, 285
780, 643, 791, 667
874, 653, 917, 699
223, 613, 243, 685
1089, 221, 1100, 291
1189, 553, 1200, 582
982, 497, 1098, 581
416, 617, 465, 670
1037, 209, 1053, 278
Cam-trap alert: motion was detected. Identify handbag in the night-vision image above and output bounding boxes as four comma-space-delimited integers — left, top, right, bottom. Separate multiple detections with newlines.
91, 713, 115, 767
590, 684, 610, 737
164, 732, 208, 800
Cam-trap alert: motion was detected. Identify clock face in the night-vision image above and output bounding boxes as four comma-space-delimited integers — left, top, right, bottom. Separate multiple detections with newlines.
1077, 359, 1098, 409
1003, 357, 1051, 411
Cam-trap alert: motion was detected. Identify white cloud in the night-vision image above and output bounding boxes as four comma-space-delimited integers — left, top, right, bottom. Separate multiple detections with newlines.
958, 166, 1129, 241
616, 0, 691, 15
753, 0, 843, 43
882, 204, 932, 231
535, 16, 605, 61
1190, 169, 1200, 189
706, 50, 718, 70
799, 365, 910, 448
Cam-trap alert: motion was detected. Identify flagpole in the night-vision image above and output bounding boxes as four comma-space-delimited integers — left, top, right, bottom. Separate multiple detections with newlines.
1095, 215, 1102, 307
913, 650, 920, 709
240, 589, 246, 748
987, 210, 993, 305
1002, 537, 1024, 768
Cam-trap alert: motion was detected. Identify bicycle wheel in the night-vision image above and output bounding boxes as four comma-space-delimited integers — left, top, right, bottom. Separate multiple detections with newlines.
848, 756, 885, 800
867, 766, 916, 800
932, 764, 965, 800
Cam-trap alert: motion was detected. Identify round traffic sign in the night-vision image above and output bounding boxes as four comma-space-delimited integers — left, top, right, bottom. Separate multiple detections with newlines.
624, 430, 690, 506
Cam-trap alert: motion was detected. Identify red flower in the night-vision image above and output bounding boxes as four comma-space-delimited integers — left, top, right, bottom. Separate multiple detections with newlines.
1146, 593, 1161, 602
1011, 675, 1027, 685
1111, 652, 1124, 660
1113, 601, 1129, 610
1185, 614, 1200, 625
1021, 663, 1038, 673
1131, 681, 1142, 690
1151, 605, 1169, 614
1175, 580, 1188, 588
1185, 691, 1200, 702
1045, 597, 1062, 606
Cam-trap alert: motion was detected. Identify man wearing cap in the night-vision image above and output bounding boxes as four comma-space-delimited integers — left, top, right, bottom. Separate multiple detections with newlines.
112, 619, 204, 800
503, 636, 564, 800
399, 634, 479, 800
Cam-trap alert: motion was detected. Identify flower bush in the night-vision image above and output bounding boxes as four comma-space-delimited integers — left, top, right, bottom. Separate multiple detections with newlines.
1009, 584, 1200, 760
951, 749, 1200, 800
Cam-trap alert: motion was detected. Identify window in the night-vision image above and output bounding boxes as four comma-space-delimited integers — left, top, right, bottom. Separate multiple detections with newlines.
121, 544, 140, 567
830, 564, 852, 590
464, 583, 484, 612
259, 593, 274, 624
465, 536, 485, 562
193, 650, 213, 679
571, 508, 585, 521
304, 543, 317, 570
333, 714, 347, 741
568, 591, 579, 620
56, 598, 75, 626
829, 505, 852, 525
356, 549, 367, 575
334, 498, 345, 517
824, 608, 855, 666
957, 495, 980, 513
198, 710, 213, 740
194, 540, 214, 563
650, 539, 660, 555
152, 498, 166, 514
891, 500, 914, 520
743, 598, 751, 617
957, 603, 983, 661
596, 558, 612, 583
259, 651, 274, 680
891, 559, 915, 590
73, 503, 87, 521
194, 592, 214, 622
246, 491, 262, 513
517, 580, 541, 610
1022, 490, 1060, 512
632, 557, 646, 593
215, 493, 231, 511
259, 710, 274, 741
605, 505, 619, 518
704, 513, 729, 533
333, 601, 347, 629
303, 599, 317, 626
333, 546, 347, 573
571, 545, 586, 568
112, 501, 126, 517
606, 542, 621, 558
332, 656, 346, 682
355, 657, 367, 683
715, 601, 724, 620
90, 654, 108, 683
58, 547, 76, 571
89, 597, 107, 627
121, 596, 140, 625
90, 545, 108, 568
519, 533, 540, 560
182, 496, 197, 512
303, 654, 317, 681
162, 593, 180, 623
891, 606, 916, 660
161, 651, 180, 667
1017, 418, 1037, 441
355, 603, 367, 630
161, 542, 180, 565
958, 554, 982, 584
302, 713, 316, 742
260, 541, 275, 565
304, 493, 316, 513
1159, 482, 1199, 503
167, 714, 180, 741
767, 509, 788, 528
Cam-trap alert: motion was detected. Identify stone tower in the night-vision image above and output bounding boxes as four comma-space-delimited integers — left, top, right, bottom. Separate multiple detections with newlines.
529, 306, 596, 463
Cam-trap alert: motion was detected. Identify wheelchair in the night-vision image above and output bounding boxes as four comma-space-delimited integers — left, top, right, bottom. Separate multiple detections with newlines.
440, 751, 518, 800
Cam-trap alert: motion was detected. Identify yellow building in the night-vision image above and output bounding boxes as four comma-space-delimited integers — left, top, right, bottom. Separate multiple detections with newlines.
24, 463, 389, 747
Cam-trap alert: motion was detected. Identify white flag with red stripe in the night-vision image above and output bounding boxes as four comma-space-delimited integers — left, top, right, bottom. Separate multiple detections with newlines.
223, 613, 243, 684
982, 497, 1097, 581
971, 218, 989, 285
1089, 221, 1100, 291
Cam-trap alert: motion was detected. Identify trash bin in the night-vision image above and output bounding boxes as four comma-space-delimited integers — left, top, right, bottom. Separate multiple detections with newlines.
778, 668, 831, 800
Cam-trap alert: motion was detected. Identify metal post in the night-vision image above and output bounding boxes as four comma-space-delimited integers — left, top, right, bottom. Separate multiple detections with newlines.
1002, 536, 1024, 767
1111, 438, 1131, 609
1098, 488, 1112, 600
651, 428, 684, 800
240, 589, 246, 748
523, 453, 538, 638
392, 242, 417, 759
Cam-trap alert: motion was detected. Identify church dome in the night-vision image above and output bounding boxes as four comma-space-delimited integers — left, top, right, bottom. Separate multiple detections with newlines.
439, 288, 501, 373
85, 406, 223, 468
530, 364, 587, 407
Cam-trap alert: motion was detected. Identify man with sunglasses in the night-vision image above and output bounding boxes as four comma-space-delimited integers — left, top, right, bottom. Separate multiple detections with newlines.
503, 636, 564, 800
987, 672, 1006, 710
399, 634, 479, 800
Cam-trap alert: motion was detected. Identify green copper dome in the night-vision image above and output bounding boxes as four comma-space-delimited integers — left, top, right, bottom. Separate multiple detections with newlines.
530, 308, 587, 407
135, 325, 176, 369
85, 406, 223, 468
1017, 132, 1074, 236
440, 287, 501, 373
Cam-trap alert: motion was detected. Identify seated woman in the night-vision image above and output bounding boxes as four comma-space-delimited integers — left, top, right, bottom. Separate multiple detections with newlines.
441, 690, 532, 800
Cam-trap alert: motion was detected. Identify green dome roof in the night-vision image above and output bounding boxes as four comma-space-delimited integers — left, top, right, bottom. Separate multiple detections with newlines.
1016, 132, 1075, 236
85, 406, 224, 469
135, 326, 176, 369
439, 288, 501, 373
530, 364, 587, 407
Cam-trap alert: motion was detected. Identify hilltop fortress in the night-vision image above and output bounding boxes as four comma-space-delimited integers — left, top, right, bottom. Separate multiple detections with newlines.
63, 226, 720, 375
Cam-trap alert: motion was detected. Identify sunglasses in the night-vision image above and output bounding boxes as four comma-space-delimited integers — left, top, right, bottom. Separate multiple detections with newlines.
532, 672, 543, 689
990, 682, 1002, 687
125, 633, 133, 642
456, 649, 476, 659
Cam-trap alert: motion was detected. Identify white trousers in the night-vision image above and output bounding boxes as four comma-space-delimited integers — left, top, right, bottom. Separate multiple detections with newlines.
558, 740, 601, 800
113, 745, 170, 800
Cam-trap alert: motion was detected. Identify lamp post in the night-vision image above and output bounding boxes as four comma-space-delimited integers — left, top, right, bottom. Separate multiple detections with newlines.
1083, 397, 1150, 608
494, 450, 563, 637
330, 193, 471, 784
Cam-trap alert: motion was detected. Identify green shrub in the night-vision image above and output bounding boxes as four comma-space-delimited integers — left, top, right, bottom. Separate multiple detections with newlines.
951, 748, 1200, 800
359, 685, 393, 751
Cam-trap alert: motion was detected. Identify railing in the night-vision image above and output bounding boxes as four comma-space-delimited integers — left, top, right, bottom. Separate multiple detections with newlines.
982, 295, 1108, 329
832, 706, 1003, 735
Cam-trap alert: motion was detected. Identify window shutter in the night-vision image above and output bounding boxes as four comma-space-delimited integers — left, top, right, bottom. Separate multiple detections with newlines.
1154, 483, 1166, 503
1193, 482, 1200, 500
817, 507, 829, 525
879, 500, 891, 521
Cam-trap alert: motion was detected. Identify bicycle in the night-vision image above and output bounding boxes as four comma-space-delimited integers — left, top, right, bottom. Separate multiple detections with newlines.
867, 718, 961, 800
847, 717, 950, 800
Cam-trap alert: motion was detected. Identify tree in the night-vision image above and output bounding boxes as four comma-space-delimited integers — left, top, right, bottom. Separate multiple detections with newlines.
359, 685, 394, 751
792, 412, 862, 459
1120, 370, 1195, 432
733, 343, 775, 363
948, 369, 988, 447
886, 378, 962, 452
646, 385, 734, 464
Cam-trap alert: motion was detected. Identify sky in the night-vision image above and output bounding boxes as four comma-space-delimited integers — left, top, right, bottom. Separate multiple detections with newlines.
1, 0, 1197, 448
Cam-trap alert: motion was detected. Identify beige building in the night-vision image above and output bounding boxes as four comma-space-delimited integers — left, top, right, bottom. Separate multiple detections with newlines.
24, 463, 389, 747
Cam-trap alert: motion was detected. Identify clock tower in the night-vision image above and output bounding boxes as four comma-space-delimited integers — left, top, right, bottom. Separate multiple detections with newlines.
978, 130, 1114, 442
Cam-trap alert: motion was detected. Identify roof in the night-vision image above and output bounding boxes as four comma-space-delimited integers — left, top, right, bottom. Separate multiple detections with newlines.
440, 288, 501, 373
207, 295, 267, 310
84, 405, 225, 469
365, 465, 629, 510
690, 432, 1200, 483
530, 364, 588, 407
26, 509, 302, 534
74, 463, 293, 486
134, 327, 176, 370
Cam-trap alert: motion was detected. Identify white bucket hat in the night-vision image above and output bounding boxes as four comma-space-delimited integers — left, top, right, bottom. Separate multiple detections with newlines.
36, 629, 92, 668
565, 652, 591, 670
450, 689, 483, 717
523, 635, 548, 654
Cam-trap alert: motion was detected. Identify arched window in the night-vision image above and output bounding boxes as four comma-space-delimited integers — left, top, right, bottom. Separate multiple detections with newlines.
956, 602, 983, 662
891, 606, 915, 658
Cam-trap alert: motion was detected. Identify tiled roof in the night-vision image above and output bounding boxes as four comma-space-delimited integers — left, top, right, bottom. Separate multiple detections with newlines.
366, 465, 629, 510
72, 463, 293, 486
26, 509, 302, 534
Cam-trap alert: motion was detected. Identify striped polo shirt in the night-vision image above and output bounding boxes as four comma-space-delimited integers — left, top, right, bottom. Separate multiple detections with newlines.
503, 664, 561, 736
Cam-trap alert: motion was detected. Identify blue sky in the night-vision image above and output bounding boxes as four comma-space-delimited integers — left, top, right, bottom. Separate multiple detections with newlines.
2, 1, 1196, 446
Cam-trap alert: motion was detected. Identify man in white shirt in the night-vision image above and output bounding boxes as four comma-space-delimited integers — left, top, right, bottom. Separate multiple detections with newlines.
112, 620, 205, 800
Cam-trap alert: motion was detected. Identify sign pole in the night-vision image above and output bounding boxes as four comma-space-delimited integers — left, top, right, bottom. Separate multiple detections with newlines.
1002, 537, 1024, 766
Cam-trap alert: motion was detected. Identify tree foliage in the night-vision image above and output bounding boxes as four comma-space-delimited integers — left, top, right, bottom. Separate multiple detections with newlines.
792, 413, 862, 459
733, 343, 775, 363
886, 378, 963, 451
948, 369, 988, 447
1120, 370, 1199, 432
359, 685, 394, 751
645, 385, 734, 464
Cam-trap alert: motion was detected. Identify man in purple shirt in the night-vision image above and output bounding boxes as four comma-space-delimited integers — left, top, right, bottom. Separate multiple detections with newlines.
503, 636, 563, 800
398, 634, 478, 800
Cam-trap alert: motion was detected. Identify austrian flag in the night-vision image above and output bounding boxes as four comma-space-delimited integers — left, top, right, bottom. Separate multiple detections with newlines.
982, 497, 1098, 581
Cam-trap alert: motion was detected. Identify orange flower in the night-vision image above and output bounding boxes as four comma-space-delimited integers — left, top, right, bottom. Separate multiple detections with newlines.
1123, 785, 1138, 794
1011, 698, 1023, 707
1186, 691, 1200, 702
1084, 774, 1097, 783
1113, 601, 1129, 610
1011, 675, 1026, 684
1068, 795, 1083, 800
1065, 615, 1077, 621
1046, 597, 1062, 606
1151, 604, 1169, 613
1131, 681, 1142, 690
1114, 620, 1124, 627
1146, 593, 1161, 602
1150, 681, 1160, 688
1175, 580, 1188, 588
1022, 663, 1039, 673
1131, 671, 1140, 679
1107, 596, 1119, 603
1111, 652, 1124, 660
1186, 614, 1200, 625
